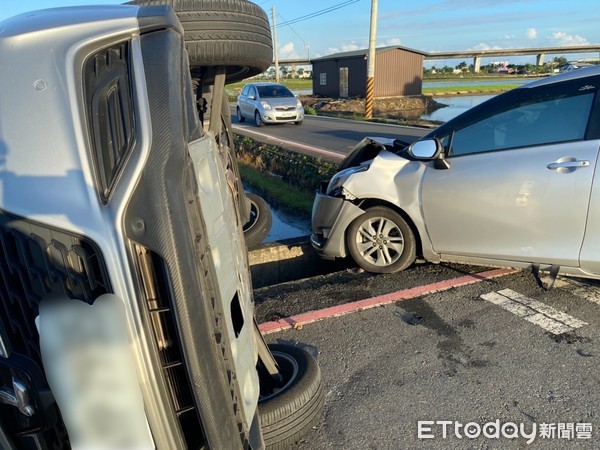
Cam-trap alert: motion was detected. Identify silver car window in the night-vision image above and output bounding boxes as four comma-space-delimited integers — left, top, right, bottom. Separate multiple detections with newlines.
450, 90, 595, 156
257, 85, 294, 98
449, 85, 596, 156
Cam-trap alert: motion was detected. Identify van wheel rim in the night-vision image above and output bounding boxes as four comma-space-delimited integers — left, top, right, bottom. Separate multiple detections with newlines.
259, 351, 299, 402
354, 217, 404, 267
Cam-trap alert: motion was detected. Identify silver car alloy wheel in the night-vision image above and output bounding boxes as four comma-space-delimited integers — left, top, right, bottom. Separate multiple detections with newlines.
353, 216, 405, 267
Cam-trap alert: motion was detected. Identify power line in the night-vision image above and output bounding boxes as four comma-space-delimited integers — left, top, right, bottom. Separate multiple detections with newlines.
277, 11, 311, 60
276, 0, 361, 27
277, 12, 306, 45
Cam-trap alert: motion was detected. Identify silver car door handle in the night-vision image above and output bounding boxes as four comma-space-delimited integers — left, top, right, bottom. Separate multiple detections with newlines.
547, 160, 590, 170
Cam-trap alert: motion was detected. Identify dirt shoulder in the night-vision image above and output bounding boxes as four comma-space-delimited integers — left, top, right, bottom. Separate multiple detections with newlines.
299, 95, 447, 128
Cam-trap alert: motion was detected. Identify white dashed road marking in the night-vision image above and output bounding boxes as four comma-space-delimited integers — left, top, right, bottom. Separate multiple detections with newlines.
554, 277, 600, 306
480, 288, 588, 335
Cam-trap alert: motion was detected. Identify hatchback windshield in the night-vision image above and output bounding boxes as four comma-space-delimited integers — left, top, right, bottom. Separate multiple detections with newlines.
257, 85, 294, 98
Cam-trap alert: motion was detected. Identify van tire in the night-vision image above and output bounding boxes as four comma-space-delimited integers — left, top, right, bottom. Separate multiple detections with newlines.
243, 193, 272, 249
259, 344, 324, 450
134, 0, 273, 83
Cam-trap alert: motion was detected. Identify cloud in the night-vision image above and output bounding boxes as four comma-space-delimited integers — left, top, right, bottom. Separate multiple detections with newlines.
470, 43, 503, 51
341, 42, 361, 52
526, 28, 537, 39
277, 42, 299, 59
326, 41, 362, 55
551, 32, 590, 46
385, 37, 402, 46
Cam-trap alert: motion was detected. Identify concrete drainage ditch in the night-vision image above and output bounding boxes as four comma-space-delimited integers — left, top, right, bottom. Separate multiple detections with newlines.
248, 236, 352, 288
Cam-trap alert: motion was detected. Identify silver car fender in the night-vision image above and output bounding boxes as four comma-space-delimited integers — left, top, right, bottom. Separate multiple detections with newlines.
342, 151, 441, 262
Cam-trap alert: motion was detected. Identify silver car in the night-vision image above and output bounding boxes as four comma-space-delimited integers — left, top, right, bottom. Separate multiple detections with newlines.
312, 66, 600, 281
237, 82, 304, 126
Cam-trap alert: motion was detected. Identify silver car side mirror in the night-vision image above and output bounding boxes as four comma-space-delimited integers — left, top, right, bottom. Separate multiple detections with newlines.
408, 139, 439, 159
408, 138, 450, 170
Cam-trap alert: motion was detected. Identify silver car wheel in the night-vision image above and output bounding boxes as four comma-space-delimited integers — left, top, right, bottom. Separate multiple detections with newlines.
354, 216, 404, 267
255, 110, 263, 127
236, 106, 245, 123
346, 206, 416, 273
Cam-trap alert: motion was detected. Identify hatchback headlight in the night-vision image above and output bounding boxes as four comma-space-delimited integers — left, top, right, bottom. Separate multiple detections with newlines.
326, 165, 369, 196
296, 99, 302, 109
260, 100, 271, 110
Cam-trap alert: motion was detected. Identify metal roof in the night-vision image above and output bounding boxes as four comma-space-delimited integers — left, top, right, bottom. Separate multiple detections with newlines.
310, 45, 427, 62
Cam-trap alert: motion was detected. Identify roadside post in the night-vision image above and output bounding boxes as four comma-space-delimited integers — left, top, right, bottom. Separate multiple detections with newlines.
365, 0, 378, 119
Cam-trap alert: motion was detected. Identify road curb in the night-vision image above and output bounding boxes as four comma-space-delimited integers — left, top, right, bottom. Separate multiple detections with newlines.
258, 268, 520, 334
249, 235, 318, 288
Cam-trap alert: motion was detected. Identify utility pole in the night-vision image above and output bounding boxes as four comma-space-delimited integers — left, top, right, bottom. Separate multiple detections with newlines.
365, 0, 378, 119
272, 6, 280, 82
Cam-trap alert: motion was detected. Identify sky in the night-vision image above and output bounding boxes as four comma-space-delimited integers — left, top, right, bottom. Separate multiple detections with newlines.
1, 0, 599, 67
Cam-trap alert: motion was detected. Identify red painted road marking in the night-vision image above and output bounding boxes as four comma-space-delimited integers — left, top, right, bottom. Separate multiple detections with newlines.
258, 268, 519, 334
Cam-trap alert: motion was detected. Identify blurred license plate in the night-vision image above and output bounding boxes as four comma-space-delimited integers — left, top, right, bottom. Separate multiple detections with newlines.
37, 294, 153, 448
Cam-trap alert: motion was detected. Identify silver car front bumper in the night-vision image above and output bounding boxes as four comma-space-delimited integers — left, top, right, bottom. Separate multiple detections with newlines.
261, 109, 304, 123
311, 187, 364, 260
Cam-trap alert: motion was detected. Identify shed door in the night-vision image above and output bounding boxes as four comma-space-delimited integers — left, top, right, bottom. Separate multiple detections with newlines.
339, 67, 348, 98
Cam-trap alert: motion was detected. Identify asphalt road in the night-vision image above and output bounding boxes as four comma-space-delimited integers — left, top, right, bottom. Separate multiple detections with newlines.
231, 110, 428, 162
256, 265, 600, 449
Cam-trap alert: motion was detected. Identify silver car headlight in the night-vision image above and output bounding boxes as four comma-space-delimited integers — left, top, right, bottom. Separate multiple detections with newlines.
296, 99, 302, 108
326, 165, 369, 196
260, 100, 271, 110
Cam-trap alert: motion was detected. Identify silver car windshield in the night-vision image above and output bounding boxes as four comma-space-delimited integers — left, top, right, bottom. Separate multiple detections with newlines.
257, 85, 294, 98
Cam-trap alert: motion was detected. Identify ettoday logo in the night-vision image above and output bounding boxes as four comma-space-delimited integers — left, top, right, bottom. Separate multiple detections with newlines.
418, 421, 593, 444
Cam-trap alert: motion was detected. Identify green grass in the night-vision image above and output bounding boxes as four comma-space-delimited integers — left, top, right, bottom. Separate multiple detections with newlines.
423, 84, 521, 94
227, 77, 524, 97
239, 163, 314, 216
227, 78, 312, 92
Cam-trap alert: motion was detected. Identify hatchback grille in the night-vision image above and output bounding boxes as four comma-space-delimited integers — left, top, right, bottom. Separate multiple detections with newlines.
0, 211, 111, 364
0, 211, 111, 448
275, 106, 295, 111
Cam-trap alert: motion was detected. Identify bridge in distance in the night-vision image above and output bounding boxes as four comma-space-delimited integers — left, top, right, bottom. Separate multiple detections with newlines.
276, 45, 600, 72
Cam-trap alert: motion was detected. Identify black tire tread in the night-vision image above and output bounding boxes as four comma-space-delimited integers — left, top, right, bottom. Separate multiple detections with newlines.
243, 193, 272, 249
134, 0, 272, 82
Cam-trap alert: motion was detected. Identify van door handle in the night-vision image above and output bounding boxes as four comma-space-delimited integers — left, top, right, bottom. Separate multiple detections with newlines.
547, 159, 590, 171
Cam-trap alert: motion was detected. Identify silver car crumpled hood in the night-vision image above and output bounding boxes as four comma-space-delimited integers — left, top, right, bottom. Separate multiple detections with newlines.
339, 137, 411, 170
342, 149, 420, 199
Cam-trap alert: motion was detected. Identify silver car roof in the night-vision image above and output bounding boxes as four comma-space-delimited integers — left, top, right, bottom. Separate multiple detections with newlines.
519, 64, 600, 89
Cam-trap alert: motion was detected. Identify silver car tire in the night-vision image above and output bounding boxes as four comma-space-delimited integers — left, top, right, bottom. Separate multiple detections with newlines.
255, 110, 263, 127
347, 206, 416, 274
236, 106, 245, 123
